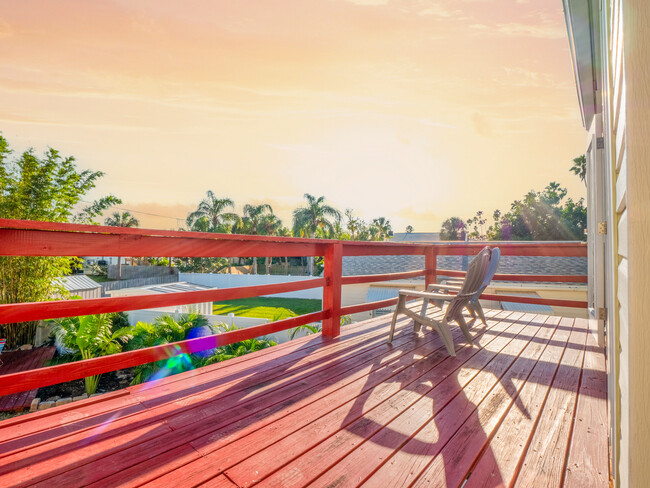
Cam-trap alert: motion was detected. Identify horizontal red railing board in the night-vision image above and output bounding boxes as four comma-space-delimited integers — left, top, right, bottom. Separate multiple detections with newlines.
437, 269, 588, 283
0, 278, 326, 325
399, 289, 587, 309
0, 219, 338, 244
0, 219, 587, 259
340, 298, 399, 316
340, 270, 426, 285
0, 229, 328, 258
427, 242, 587, 257
0, 311, 327, 396
479, 293, 588, 309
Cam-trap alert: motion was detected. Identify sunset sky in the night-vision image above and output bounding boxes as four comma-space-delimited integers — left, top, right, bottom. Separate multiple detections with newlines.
0, 0, 586, 232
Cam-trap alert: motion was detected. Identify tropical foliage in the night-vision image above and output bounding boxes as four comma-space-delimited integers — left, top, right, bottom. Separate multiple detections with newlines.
124, 313, 277, 385
50, 313, 132, 394
0, 134, 120, 347
288, 315, 352, 340
440, 216, 467, 241
441, 182, 586, 241
201, 323, 276, 365
105, 211, 140, 280
570, 155, 586, 186
186, 191, 239, 233
440, 160, 588, 242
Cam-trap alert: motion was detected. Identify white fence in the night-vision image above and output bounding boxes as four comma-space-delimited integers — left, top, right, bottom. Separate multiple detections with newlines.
126, 309, 311, 345
101, 275, 179, 296
178, 273, 323, 300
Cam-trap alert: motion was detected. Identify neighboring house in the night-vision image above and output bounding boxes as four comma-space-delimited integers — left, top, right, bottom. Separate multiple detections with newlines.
564, 1, 650, 485
82, 256, 130, 266
37, 275, 105, 346
341, 249, 588, 321
106, 281, 215, 315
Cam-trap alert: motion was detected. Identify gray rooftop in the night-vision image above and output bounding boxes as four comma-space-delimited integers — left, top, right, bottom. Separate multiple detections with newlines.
390, 232, 440, 243
342, 254, 587, 279
53, 275, 102, 292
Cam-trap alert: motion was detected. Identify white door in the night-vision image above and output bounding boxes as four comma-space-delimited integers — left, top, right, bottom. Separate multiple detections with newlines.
586, 114, 606, 347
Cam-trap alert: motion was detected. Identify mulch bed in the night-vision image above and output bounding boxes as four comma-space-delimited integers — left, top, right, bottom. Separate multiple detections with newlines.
36, 368, 136, 400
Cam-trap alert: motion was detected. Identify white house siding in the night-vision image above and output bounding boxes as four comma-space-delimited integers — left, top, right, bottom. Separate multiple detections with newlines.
596, 0, 650, 485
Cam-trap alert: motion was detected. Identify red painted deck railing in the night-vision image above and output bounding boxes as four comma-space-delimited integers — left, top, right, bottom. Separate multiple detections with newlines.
0, 219, 587, 396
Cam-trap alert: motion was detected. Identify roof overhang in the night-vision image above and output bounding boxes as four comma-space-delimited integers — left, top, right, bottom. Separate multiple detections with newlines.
562, 0, 601, 129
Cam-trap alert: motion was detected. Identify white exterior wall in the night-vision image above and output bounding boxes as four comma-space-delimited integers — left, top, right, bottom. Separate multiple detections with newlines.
595, 1, 650, 485
179, 273, 323, 300
107, 288, 213, 315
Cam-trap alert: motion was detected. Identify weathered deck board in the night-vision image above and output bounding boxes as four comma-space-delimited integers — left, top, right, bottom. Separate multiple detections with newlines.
0, 347, 55, 412
0, 308, 608, 488
563, 330, 609, 487
513, 318, 589, 487
462, 317, 574, 488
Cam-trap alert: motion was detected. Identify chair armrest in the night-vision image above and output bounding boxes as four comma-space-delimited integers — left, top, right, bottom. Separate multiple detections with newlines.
444, 280, 464, 286
426, 283, 461, 293
398, 289, 457, 301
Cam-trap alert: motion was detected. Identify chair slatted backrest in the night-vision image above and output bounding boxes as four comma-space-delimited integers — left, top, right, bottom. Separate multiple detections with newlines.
470, 247, 501, 304
444, 247, 492, 322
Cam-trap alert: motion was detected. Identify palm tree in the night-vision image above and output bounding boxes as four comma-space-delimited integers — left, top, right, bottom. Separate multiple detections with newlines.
186, 191, 239, 233
260, 213, 284, 274
371, 217, 392, 241
105, 211, 140, 280
292, 194, 341, 275
241, 203, 274, 274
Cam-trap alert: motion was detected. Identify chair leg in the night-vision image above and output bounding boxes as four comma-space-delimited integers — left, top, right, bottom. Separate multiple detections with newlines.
455, 313, 473, 344
420, 296, 429, 317
466, 304, 477, 318
435, 320, 456, 356
388, 294, 405, 343
474, 301, 487, 325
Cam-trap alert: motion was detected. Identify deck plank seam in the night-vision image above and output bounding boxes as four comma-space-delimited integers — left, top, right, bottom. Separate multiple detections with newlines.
559, 322, 589, 488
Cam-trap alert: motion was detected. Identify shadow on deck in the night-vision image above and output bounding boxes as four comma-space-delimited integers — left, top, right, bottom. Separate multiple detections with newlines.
0, 304, 609, 487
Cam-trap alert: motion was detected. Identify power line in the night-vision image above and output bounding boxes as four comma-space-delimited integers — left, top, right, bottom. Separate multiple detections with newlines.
79, 200, 186, 223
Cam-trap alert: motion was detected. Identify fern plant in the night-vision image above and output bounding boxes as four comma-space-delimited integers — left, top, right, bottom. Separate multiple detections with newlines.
199, 323, 277, 366
125, 312, 210, 385
50, 314, 133, 395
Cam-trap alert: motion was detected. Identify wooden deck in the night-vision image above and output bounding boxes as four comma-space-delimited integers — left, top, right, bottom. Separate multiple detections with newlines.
0, 346, 56, 412
0, 305, 608, 487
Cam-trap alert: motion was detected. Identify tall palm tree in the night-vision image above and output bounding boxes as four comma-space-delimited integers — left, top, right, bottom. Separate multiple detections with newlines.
260, 213, 283, 274
241, 203, 274, 274
105, 211, 140, 280
371, 217, 392, 241
186, 191, 239, 233
292, 194, 341, 275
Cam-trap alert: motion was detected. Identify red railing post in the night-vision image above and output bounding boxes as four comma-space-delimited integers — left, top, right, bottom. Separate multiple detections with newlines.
322, 242, 343, 337
425, 246, 437, 289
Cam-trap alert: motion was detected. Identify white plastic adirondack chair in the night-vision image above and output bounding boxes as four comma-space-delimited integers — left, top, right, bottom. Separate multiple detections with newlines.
425, 247, 501, 325
387, 246, 492, 356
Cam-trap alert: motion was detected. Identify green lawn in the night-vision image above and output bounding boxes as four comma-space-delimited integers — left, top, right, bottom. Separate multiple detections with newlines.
212, 297, 322, 321
86, 275, 116, 283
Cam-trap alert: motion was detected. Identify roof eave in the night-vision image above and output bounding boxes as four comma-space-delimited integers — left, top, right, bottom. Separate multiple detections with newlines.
562, 0, 601, 129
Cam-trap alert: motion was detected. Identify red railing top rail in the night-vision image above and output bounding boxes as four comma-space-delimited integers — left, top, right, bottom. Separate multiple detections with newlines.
0, 218, 588, 257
